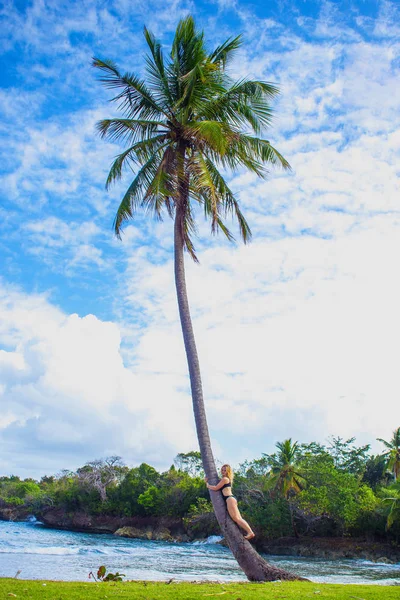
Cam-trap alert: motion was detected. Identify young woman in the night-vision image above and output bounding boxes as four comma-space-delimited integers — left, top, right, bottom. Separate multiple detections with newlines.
205, 464, 255, 540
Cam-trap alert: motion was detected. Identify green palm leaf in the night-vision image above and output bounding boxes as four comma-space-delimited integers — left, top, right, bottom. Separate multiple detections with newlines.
143, 27, 173, 107
113, 152, 163, 236
209, 35, 242, 67
377, 427, 400, 480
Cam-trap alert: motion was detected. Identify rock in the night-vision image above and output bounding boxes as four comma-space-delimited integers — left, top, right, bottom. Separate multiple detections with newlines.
257, 537, 400, 563
376, 557, 394, 564
0, 508, 18, 521
153, 527, 173, 542
0, 503, 31, 522
114, 527, 147, 539
37, 508, 186, 537
114, 526, 174, 542
174, 534, 190, 543
185, 512, 219, 540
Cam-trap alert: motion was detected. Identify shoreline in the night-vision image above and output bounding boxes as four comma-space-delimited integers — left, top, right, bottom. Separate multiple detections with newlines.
1, 508, 399, 564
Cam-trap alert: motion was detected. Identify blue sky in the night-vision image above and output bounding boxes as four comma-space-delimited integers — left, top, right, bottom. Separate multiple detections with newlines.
0, 0, 399, 478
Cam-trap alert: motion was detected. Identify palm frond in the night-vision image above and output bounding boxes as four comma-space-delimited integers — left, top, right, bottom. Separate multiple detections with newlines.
221, 134, 291, 175
377, 438, 396, 451
215, 217, 235, 242
97, 119, 165, 145
193, 152, 219, 233
242, 136, 291, 170
93, 58, 170, 120
105, 135, 168, 189
197, 79, 279, 130
180, 197, 199, 262
92, 57, 120, 78
209, 35, 242, 67
189, 153, 251, 243
219, 144, 265, 178
184, 222, 198, 261
144, 27, 174, 108
113, 153, 162, 237
115, 73, 170, 120
171, 16, 206, 75
141, 146, 177, 219
205, 160, 251, 242
188, 120, 236, 153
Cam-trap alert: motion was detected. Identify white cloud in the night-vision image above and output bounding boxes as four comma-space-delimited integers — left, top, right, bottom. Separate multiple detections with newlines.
3, 109, 116, 210
117, 221, 400, 459
22, 217, 107, 271
0, 282, 196, 477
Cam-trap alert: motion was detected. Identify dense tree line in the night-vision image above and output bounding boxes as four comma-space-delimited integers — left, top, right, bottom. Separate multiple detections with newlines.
1, 429, 399, 542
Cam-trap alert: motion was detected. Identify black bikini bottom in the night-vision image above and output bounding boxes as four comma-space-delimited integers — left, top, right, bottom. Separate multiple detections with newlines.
223, 495, 236, 503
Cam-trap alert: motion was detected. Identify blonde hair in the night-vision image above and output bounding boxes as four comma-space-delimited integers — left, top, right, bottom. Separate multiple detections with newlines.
222, 464, 234, 484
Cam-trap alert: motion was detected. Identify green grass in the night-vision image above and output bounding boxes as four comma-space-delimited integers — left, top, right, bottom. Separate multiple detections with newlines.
0, 578, 399, 600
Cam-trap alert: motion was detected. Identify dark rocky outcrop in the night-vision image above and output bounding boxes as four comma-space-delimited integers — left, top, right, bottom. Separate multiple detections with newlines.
185, 512, 218, 540
257, 536, 400, 564
37, 508, 189, 539
114, 525, 189, 543
0, 500, 31, 522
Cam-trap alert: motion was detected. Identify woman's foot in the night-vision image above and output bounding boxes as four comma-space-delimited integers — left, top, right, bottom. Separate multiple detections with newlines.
244, 531, 255, 540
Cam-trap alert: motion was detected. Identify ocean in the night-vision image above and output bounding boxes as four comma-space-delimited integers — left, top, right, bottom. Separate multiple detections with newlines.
0, 519, 399, 585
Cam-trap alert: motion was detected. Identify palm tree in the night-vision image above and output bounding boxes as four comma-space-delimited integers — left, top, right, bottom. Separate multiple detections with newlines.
267, 440, 306, 496
265, 439, 306, 537
93, 17, 304, 582
382, 487, 400, 531
377, 427, 400, 481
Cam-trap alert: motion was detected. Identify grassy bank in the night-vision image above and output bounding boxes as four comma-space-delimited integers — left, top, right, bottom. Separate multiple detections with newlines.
1, 578, 399, 599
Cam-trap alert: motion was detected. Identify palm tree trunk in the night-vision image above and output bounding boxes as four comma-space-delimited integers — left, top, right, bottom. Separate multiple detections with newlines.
173, 207, 305, 582
288, 501, 299, 539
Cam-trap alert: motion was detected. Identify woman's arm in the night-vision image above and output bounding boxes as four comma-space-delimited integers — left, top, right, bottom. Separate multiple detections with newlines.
205, 476, 230, 491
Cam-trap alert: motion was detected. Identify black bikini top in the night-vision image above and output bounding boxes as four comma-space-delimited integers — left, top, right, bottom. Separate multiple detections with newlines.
221, 480, 231, 490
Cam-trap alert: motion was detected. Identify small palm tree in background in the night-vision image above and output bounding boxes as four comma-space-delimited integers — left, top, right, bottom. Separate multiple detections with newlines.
377, 427, 400, 481
93, 16, 304, 582
382, 485, 400, 531
265, 439, 306, 537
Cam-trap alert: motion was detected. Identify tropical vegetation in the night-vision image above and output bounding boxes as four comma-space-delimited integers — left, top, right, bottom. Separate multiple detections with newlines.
1, 433, 399, 543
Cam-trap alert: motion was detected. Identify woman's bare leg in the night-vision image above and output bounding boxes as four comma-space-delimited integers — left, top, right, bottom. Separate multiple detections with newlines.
226, 499, 255, 539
